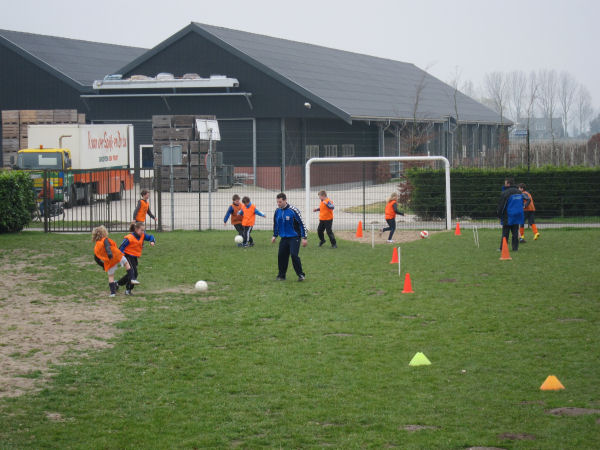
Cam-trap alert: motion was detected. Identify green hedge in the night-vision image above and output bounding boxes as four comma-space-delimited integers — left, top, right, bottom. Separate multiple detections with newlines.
0, 170, 36, 233
404, 167, 600, 220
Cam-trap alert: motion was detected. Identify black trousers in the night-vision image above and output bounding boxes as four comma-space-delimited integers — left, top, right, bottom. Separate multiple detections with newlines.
243, 226, 254, 245
317, 219, 336, 245
233, 223, 244, 235
278, 237, 304, 278
382, 218, 396, 240
118, 254, 138, 290
521, 211, 535, 226
501, 224, 520, 251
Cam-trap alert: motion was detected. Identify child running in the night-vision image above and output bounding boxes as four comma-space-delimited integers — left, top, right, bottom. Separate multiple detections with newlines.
518, 183, 540, 242
133, 190, 156, 224
223, 194, 244, 246
313, 190, 337, 248
118, 222, 156, 295
238, 196, 265, 247
92, 225, 138, 297
381, 192, 404, 243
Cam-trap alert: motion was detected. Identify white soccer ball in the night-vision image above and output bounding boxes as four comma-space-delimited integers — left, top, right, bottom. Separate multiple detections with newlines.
420, 230, 429, 239
195, 280, 208, 291
234, 235, 243, 244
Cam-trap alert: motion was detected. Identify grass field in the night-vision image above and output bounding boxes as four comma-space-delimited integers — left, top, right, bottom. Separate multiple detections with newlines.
0, 229, 599, 448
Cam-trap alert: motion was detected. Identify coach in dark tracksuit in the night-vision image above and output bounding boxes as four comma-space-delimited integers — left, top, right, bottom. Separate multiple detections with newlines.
271, 192, 308, 281
497, 178, 529, 251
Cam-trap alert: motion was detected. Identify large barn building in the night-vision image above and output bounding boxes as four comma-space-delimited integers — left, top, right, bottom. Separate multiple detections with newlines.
1, 23, 510, 189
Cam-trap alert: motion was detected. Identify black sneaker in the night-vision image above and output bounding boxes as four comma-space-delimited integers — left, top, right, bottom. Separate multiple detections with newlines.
298, 274, 305, 282
318, 240, 325, 247
331, 244, 337, 248
276, 276, 285, 281
125, 289, 133, 296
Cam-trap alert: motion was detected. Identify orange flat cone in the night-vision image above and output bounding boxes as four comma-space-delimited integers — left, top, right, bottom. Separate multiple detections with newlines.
390, 247, 399, 264
500, 237, 512, 260
454, 222, 461, 235
356, 221, 363, 238
540, 375, 565, 391
401, 273, 414, 293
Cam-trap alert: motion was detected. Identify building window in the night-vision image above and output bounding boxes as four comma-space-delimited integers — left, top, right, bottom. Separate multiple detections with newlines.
305, 145, 319, 160
535, 122, 545, 131
323, 145, 338, 157
341, 144, 355, 156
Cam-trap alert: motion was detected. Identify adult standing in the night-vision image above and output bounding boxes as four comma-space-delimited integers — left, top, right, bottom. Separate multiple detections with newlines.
497, 178, 529, 251
271, 193, 308, 281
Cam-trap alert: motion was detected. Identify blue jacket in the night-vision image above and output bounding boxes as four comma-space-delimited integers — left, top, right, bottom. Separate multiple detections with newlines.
273, 204, 307, 238
497, 187, 525, 226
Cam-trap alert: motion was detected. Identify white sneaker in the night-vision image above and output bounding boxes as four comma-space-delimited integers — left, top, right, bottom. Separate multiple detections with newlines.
125, 289, 132, 296
387, 239, 394, 243
109, 293, 116, 298
130, 279, 140, 285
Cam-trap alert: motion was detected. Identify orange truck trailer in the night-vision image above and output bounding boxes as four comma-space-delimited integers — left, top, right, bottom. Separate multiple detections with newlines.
17, 124, 134, 206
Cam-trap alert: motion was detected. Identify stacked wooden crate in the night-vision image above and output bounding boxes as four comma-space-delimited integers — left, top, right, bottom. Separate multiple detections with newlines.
1, 109, 86, 167
1, 111, 19, 167
152, 115, 219, 192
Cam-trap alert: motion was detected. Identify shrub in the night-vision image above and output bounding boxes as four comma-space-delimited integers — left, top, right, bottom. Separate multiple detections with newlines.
0, 170, 36, 233
405, 167, 600, 220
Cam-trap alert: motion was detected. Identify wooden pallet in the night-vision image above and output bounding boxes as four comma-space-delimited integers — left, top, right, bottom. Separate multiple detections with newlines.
1, 110, 19, 124
1, 124, 19, 139
53, 109, 78, 123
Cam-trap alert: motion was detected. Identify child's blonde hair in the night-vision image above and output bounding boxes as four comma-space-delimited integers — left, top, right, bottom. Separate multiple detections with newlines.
387, 192, 398, 203
92, 225, 108, 242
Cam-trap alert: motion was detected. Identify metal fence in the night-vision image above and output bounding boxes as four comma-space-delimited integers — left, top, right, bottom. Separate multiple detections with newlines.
27, 160, 600, 235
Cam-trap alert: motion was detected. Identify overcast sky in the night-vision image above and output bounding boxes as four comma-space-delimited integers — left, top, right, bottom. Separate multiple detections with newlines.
1, 0, 597, 111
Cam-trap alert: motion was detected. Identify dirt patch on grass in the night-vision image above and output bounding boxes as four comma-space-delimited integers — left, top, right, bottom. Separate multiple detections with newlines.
438, 278, 457, 283
0, 254, 124, 398
498, 433, 535, 441
546, 407, 600, 416
324, 333, 353, 337
401, 425, 439, 431
336, 230, 439, 245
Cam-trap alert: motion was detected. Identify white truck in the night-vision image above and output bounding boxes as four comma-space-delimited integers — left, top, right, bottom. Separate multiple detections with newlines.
17, 124, 135, 206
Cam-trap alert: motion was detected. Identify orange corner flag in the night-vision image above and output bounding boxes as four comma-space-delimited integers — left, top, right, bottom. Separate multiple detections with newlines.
454, 222, 461, 235
500, 237, 512, 260
401, 273, 414, 293
390, 247, 399, 264
540, 375, 565, 391
356, 221, 363, 238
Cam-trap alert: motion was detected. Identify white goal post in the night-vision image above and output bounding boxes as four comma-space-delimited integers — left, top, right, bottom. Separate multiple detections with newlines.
305, 156, 452, 230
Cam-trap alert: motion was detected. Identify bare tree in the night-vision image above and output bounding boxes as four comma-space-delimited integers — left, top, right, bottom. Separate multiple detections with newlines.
575, 84, 593, 137
524, 71, 539, 170
558, 71, 578, 137
537, 69, 559, 150
484, 71, 509, 159
507, 70, 527, 123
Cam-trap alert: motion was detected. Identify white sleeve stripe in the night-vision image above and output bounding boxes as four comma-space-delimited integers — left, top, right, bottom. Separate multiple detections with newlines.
289, 204, 309, 234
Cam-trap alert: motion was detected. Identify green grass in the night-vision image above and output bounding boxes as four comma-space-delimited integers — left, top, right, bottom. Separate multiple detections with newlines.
0, 229, 599, 448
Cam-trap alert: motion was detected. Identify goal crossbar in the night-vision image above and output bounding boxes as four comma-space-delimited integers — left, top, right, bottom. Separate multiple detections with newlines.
305, 156, 452, 230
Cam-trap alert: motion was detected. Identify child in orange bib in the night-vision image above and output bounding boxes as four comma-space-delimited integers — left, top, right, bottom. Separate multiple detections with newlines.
92, 225, 138, 297
518, 183, 540, 241
381, 192, 404, 243
238, 196, 265, 247
117, 222, 156, 295
313, 190, 337, 248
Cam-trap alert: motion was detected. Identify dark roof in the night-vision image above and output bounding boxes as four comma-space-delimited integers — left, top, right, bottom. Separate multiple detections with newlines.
121, 23, 508, 125
0, 29, 147, 88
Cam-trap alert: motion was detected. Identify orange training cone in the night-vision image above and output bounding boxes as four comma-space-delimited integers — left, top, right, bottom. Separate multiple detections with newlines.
500, 237, 512, 260
390, 247, 399, 264
454, 222, 461, 235
540, 375, 565, 391
401, 273, 414, 293
356, 221, 363, 238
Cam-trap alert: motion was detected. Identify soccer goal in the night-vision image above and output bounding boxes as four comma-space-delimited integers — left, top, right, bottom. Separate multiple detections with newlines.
305, 156, 452, 231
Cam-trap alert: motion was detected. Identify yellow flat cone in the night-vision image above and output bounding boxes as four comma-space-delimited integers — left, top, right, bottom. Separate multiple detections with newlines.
540, 375, 565, 391
409, 352, 431, 366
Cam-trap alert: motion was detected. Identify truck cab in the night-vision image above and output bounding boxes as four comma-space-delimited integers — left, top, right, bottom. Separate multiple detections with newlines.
17, 147, 73, 204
